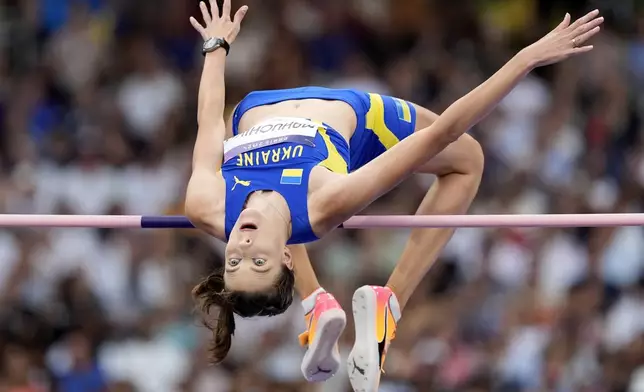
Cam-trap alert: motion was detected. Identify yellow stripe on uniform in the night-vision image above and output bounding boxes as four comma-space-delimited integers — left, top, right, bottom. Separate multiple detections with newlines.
282, 168, 304, 177
316, 125, 348, 174
365, 94, 399, 150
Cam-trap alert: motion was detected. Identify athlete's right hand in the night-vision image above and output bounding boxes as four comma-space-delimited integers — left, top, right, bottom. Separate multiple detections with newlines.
519, 9, 603, 68
190, 0, 248, 44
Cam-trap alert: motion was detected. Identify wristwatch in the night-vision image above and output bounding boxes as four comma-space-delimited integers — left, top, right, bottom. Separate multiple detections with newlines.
202, 37, 230, 56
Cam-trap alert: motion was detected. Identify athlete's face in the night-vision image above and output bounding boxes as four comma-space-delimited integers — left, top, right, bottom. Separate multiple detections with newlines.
224, 209, 293, 292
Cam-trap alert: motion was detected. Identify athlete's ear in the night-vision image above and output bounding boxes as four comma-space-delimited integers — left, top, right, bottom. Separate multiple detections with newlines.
282, 246, 293, 270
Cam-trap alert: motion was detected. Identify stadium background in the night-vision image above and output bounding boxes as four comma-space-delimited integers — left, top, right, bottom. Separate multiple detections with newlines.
1, 0, 644, 391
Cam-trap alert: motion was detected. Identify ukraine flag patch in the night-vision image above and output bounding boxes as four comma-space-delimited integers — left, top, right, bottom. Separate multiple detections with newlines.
393, 98, 412, 123
280, 168, 303, 185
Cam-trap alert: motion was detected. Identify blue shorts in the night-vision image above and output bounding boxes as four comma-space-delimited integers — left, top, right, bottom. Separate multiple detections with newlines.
232, 87, 417, 171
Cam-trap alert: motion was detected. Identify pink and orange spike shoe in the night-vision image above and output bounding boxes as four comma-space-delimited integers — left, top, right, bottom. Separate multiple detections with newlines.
298, 291, 346, 382
347, 285, 402, 392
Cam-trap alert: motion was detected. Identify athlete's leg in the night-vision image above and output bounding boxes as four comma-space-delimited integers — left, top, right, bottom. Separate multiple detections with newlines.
348, 105, 484, 392
290, 245, 346, 382
386, 104, 484, 309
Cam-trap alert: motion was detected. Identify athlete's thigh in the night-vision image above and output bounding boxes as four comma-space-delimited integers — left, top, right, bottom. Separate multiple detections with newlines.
349, 95, 480, 175
410, 102, 481, 176
348, 93, 417, 171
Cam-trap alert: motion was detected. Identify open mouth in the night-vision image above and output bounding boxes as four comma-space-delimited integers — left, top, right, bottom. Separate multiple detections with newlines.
240, 223, 257, 231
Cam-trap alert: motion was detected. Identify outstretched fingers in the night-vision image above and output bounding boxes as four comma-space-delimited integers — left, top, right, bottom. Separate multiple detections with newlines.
555, 13, 571, 31
199, 1, 212, 25
569, 45, 595, 55
573, 15, 604, 38
576, 26, 602, 45
569, 9, 600, 31
233, 5, 249, 26
190, 17, 208, 39
222, 0, 231, 20
209, 0, 219, 19
189, 0, 247, 44
568, 12, 603, 50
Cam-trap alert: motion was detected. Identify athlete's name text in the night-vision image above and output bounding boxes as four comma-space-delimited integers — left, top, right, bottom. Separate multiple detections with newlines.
223, 117, 320, 162
237, 119, 316, 137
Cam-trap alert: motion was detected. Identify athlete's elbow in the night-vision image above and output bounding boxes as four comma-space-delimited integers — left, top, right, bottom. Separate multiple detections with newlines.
184, 192, 217, 234
444, 123, 472, 145
184, 197, 205, 228
429, 118, 466, 148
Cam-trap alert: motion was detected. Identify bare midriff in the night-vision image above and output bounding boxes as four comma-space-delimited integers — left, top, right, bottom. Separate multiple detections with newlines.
237, 99, 358, 143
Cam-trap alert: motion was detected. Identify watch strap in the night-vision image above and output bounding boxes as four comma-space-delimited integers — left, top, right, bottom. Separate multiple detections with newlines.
202, 37, 230, 56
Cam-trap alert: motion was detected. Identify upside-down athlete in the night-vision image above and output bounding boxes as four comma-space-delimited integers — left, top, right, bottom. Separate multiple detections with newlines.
184, 1, 603, 391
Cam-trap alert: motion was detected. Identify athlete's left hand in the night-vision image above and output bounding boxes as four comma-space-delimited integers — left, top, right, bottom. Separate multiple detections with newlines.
190, 0, 248, 43
519, 9, 603, 68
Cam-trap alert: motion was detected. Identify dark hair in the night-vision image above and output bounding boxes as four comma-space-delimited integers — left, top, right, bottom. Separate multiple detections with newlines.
192, 266, 295, 364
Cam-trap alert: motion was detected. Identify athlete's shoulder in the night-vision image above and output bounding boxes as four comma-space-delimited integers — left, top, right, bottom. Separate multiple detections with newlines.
185, 170, 227, 240
307, 168, 350, 235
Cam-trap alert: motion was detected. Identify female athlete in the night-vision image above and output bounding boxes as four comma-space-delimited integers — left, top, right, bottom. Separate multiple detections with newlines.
184, 1, 602, 390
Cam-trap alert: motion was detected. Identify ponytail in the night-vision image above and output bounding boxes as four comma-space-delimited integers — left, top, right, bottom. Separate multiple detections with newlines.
192, 265, 296, 364
192, 270, 235, 364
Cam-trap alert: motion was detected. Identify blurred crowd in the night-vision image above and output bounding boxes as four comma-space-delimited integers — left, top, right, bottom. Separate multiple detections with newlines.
1, 0, 644, 391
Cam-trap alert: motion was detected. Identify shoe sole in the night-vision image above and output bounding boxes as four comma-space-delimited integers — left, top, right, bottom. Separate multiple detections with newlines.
301, 307, 346, 382
347, 286, 381, 392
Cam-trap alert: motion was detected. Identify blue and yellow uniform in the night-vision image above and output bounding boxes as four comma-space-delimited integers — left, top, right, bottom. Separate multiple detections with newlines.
222, 116, 349, 244
222, 87, 418, 244
231, 87, 418, 171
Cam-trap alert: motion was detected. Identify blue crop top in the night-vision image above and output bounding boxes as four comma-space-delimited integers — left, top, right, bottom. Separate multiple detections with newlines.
221, 116, 349, 244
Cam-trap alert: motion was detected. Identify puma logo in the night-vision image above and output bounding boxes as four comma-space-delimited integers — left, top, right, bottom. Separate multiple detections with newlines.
352, 359, 365, 375
231, 176, 251, 191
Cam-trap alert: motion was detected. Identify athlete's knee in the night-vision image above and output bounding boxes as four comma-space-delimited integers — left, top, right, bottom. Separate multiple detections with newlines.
410, 103, 483, 175
452, 134, 484, 176
419, 133, 484, 177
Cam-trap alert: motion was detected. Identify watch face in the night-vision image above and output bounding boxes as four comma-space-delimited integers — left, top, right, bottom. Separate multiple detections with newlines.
204, 38, 220, 51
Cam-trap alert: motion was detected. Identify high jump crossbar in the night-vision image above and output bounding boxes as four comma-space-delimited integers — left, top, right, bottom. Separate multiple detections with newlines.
0, 214, 643, 229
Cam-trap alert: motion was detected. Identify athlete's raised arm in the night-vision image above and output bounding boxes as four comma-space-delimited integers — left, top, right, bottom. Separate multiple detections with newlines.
326, 10, 603, 224
189, 0, 247, 172
184, 0, 248, 238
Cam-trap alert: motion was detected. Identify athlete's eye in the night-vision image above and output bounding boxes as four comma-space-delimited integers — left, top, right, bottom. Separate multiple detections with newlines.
228, 258, 241, 266
253, 258, 266, 266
